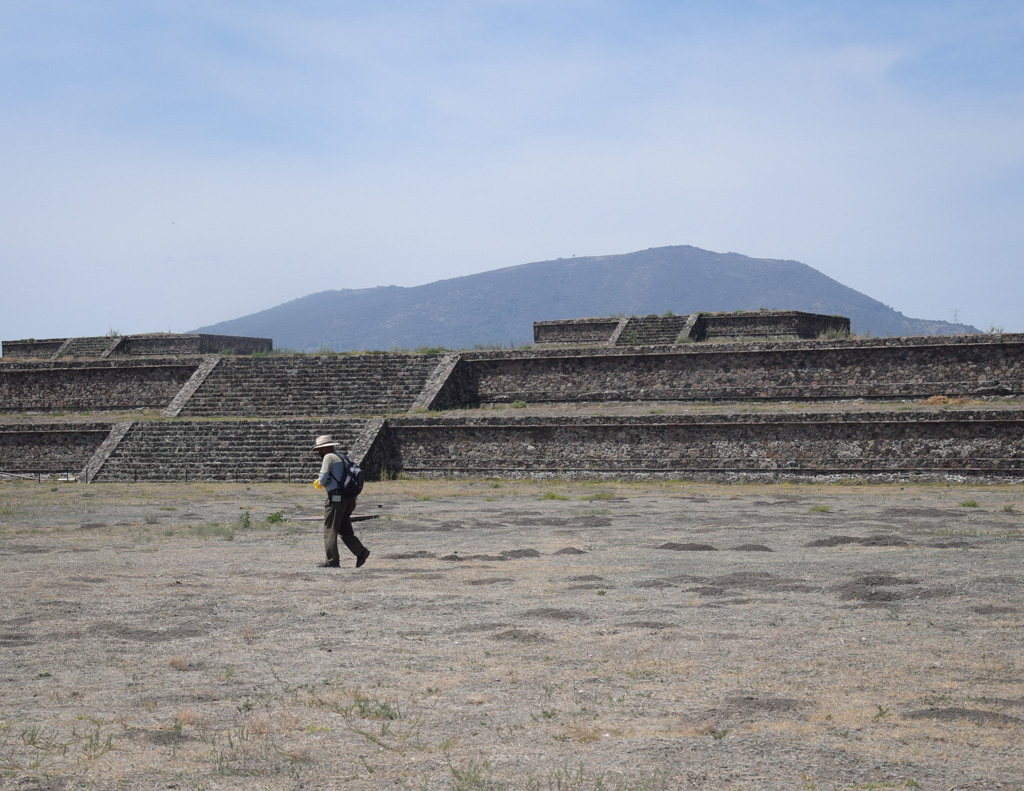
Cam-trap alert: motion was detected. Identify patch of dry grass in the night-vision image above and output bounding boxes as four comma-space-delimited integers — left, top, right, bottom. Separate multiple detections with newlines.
1, 479, 1022, 789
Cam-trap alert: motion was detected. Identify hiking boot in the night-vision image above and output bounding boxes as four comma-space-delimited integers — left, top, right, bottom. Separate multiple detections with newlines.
355, 549, 370, 568
318, 561, 340, 568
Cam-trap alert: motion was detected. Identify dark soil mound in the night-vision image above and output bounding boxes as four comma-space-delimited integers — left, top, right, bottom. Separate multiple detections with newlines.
491, 629, 549, 643
502, 548, 542, 559
854, 573, 919, 586
836, 586, 906, 603
521, 608, 591, 621
804, 536, 862, 547
572, 516, 613, 528
693, 586, 727, 597
806, 535, 910, 548
859, 535, 911, 547
904, 708, 1023, 726
619, 621, 674, 630
449, 622, 510, 634
704, 696, 807, 723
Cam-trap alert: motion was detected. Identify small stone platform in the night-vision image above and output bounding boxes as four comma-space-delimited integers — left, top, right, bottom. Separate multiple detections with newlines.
534, 310, 851, 347
1, 333, 272, 359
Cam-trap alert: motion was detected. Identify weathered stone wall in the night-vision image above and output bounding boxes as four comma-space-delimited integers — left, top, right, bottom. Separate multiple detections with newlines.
0, 423, 112, 474
379, 410, 1024, 479
1, 339, 66, 359
14, 408, 1017, 482
696, 311, 850, 340
534, 318, 623, 345
3, 332, 1023, 482
532, 311, 851, 348
0, 360, 201, 412
112, 335, 211, 357
114, 334, 272, 356
449, 335, 1024, 404
195, 334, 272, 355
2, 334, 271, 359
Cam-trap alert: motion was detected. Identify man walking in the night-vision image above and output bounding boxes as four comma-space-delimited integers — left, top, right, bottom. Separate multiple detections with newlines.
313, 434, 370, 569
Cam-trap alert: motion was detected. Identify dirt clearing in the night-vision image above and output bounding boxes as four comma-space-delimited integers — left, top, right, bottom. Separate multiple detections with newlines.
1, 478, 1023, 790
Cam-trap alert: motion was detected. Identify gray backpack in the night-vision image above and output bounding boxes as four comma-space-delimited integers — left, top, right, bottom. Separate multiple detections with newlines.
328, 455, 364, 499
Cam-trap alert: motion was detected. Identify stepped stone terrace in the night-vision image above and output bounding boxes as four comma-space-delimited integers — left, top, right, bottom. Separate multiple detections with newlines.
1, 332, 271, 360
533, 310, 850, 347
2, 321, 1023, 483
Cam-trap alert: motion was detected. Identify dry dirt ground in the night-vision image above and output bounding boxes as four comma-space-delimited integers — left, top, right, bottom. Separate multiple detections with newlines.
1, 477, 1023, 791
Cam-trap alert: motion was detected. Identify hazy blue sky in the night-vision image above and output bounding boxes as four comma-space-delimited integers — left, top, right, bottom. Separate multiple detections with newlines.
2, 0, 1022, 341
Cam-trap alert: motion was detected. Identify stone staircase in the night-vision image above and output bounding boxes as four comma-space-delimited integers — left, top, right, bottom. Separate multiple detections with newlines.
614, 315, 691, 346
92, 418, 370, 482
53, 336, 120, 359
177, 355, 443, 417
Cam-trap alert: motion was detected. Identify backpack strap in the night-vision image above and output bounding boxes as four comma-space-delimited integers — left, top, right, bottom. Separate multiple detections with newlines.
327, 454, 348, 490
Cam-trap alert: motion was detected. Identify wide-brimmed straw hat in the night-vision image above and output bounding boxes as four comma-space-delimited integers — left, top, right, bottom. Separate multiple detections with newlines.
313, 434, 336, 451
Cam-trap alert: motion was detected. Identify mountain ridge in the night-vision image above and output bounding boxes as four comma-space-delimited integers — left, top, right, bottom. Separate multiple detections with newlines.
194, 245, 977, 351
